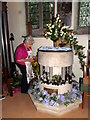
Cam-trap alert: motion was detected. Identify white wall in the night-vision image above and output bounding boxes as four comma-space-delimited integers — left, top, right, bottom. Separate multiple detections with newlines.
32, 37, 53, 56
7, 2, 26, 62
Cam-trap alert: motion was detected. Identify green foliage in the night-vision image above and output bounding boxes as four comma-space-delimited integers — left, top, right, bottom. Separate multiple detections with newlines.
63, 31, 86, 69
32, 58, 39, 75
52, 75, 59, 81
12, 75, 22, 88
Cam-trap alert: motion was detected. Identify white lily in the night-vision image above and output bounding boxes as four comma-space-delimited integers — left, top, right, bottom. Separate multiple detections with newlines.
52, 25, 54, 28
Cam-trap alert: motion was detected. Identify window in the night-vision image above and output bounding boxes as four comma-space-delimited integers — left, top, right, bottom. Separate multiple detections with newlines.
26, 2, 73, 36
57, 2, 72, 27
43, 3, 54, 28
79, 2, 90, 27
26, 2, 54, 37
77, 1, 90, 34
28, 2, 39, 29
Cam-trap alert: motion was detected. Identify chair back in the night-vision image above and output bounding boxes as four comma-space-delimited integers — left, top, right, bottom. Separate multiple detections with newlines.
83, 50, 90, 85
83, 65, 90, 85
87, 50, 90, 65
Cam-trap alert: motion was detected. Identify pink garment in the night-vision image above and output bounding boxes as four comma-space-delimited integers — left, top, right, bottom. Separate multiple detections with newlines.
15, 43, 29, 65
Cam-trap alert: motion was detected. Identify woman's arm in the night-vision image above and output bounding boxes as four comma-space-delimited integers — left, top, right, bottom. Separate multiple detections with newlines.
17, 57, 34, 63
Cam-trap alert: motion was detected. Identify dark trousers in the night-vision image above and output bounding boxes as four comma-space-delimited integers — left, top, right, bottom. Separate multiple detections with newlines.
16, 63, 28, 93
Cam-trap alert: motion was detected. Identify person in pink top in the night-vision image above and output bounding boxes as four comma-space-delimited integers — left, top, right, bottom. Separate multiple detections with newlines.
15, 35, 34, 93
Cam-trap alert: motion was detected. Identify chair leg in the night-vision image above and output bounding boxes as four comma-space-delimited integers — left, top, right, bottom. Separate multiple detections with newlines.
82, 92, 86, 109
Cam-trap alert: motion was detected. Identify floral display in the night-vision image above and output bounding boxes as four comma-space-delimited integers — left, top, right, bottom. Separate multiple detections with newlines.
40, 74, 72, 85
44, 14, 68, 42
44, 14, 86, 69
32, 56, 39, 75
29, 79, 82, 107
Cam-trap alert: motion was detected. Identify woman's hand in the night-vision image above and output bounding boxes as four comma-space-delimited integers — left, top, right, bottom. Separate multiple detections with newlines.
27, 58, 34, 62
32, 56, 37, 60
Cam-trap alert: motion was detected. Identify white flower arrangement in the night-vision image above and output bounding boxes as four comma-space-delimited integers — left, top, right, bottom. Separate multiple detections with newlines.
44, 14, 86, 69
29, 79, 82, 107
45, 14, 71, 42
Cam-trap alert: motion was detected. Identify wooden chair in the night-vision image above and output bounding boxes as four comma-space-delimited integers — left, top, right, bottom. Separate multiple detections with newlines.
80, 50, 90, 109
81, 64, 90, 109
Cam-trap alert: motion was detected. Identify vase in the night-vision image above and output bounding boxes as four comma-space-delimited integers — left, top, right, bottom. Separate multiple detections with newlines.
58, 38, 67, 47
53, 38, 65, 47
53, 41, 57, 47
